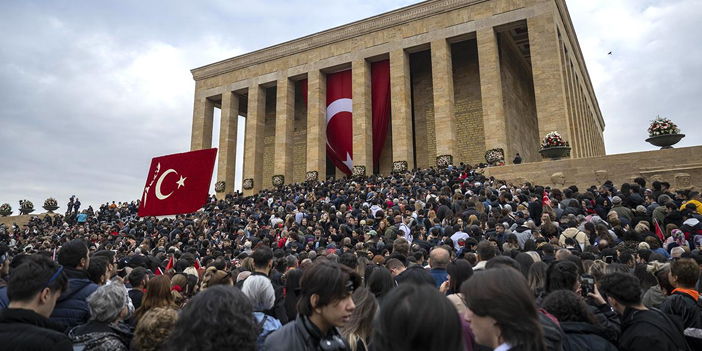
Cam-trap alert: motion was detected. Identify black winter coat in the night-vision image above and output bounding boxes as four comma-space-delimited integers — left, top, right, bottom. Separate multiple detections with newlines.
559, 322, 617, 351
619, 306, 689, 351
0, 308, 73, 351
660, 291, 702, 350
264, 314, 350, 351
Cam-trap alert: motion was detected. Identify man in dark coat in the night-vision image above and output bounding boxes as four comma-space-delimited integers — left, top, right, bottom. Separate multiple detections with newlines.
50, 239, 98, 330
0, 255, 72, 351
252, 247, 288, 325
660, 258, 702, 350
600, 272, 689, 351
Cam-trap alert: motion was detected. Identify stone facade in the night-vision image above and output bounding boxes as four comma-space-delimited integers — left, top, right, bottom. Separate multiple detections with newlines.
190, 0, 605, 194
485, 146, 702, 192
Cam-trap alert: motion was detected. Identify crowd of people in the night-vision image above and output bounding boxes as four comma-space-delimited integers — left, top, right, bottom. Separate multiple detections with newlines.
1, 164, 702, 351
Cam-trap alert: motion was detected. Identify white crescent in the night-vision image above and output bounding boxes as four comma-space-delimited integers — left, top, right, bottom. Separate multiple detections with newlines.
326, 98, 353, 152
155, 169, 178, 200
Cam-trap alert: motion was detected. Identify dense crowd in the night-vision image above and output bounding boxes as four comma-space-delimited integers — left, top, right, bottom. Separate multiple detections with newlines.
1, 164, 702, 351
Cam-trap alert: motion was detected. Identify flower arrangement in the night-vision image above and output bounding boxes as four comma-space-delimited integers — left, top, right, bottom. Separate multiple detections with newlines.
436, 155, 453, 169
540, 131, 570, 149
242, 179, 254, 190
484, 148, 505, 165
306, 171, 319, 182
648, 116, 680, 137
20, 199, 34, 210
352, 166, 366, 177
272, 175, 285, 187
44, 197, 58, 207
392, 161, 408, 173
214, 181, 226, 193
0, 203, 11, 213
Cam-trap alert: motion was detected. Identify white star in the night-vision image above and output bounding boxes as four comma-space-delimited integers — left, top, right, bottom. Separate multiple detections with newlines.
342, 152, 353, 172
176, 175, 186, 189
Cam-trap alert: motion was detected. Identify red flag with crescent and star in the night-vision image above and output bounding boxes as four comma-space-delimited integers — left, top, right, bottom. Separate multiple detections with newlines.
137, 148, 217, 217
326, 70, 353, 175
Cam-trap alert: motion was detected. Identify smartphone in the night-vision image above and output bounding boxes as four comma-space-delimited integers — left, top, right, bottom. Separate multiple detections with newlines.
581, 275, 595, 298
605, 256, 613, 264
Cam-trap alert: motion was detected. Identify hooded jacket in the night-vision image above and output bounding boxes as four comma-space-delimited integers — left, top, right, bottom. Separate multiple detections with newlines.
558, 228, 589, 251
681, 199, 702, 215
50, 267, 99, 330
619, 306, 689, 351
660, 290, 702, 350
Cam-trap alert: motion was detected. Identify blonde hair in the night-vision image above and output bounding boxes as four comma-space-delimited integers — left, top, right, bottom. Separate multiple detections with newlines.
134, 307, 179, 351
526, 251, 541, 263
588, 260, 608, 283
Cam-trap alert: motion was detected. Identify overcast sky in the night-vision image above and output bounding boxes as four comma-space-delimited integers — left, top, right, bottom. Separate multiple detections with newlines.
0, 0, 700, 212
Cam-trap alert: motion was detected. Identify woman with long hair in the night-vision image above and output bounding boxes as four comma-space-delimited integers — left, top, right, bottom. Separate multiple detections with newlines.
366, 267, 394, 303
341, 288, 378, 351
200, 267, 233, 290
462, 268, 545, 351
528, 261, 548, 305
440, 259, 474, 314
133, 275, 178, 324
283, 268, 304, 322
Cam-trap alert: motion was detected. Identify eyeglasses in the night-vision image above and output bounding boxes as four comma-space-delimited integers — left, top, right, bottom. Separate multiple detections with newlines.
44, 265, 64, 288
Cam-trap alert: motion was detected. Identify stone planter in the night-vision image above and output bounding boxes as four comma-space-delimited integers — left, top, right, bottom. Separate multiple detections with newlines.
0, 211, 11, 217
646, 134, 685, 150
539, 146, 571, 160
43, 205, 59, 214
19, 208, 34, 215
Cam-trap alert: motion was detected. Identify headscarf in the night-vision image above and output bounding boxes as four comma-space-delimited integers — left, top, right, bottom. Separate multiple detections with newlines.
671, 229, 686, 247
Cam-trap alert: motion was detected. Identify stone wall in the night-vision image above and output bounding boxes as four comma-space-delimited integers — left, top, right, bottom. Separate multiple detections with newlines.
452, 39, 485, 166
500, 33, 539, 163
293, 81, 308, 184
485, 146, 702, 192
410, 50, 435, 169
262, 87, 277, 188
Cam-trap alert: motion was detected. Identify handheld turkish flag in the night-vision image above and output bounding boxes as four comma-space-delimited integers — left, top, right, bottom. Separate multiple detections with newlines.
326, 69, 353, 175
654, 219, 665, 242
138, 148, 217, 217
165, 256, 174, 271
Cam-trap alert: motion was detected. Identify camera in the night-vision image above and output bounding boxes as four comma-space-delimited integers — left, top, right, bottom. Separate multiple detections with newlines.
580, 274, 595, 298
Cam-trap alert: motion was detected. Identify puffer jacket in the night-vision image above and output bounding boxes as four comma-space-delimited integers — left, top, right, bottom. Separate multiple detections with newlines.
264, 314, 350, 351
50, 267, 99, 330
559, 321, 617, 351
559, 228, 589, 251
69, 320, 133, 351
660, 290, 702, 350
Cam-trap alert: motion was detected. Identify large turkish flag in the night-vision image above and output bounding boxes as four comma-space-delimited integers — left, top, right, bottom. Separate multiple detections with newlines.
137, 148, 217, 217
326, 70, 353, 175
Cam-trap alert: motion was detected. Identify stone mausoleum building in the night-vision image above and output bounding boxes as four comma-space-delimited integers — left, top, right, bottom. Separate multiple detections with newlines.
190, 0, 605, 195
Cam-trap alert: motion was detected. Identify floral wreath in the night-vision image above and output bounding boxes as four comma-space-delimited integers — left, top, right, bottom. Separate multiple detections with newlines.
242, 179, 254, 190
392, 161, 408, 173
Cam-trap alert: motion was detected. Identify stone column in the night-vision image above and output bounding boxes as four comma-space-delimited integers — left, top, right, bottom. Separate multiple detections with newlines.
217, 92, 239, 194
430, 39, 456, 167
477, 28, 511, 163
243, 85, 266, 195
306, 69, 326, 182
190, 97, 214, 150
528, 12, 573, 156
352, 58, 372, 176
390, 49, 414, 172
274, 77, 295, 186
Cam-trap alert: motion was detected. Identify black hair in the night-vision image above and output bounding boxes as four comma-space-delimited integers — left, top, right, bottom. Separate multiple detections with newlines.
283, 268, 304, 322
339, 252, 358, 270
514, 253, 535, 278
7, 255, 68, 302
462, 269, 545, 351
486, 256, 521, 271
162, 285, 258, 351
57, 239, 89, 268
297, 261, 362, 316
545, 260, 579, 293
367, 267, 394, 300
128, 267, 149, 288
599, 272, 643, 306
87, 255, 108, 285
447, 259, 473, 293
542, 290, 596, 324
252, 247, 273, 269
93, 250, 116, 264
372, 284, 463, 351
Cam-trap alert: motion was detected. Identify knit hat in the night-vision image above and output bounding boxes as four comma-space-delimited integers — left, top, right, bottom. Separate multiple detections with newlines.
612, 196, 622, 204
367, 230, 377, 237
